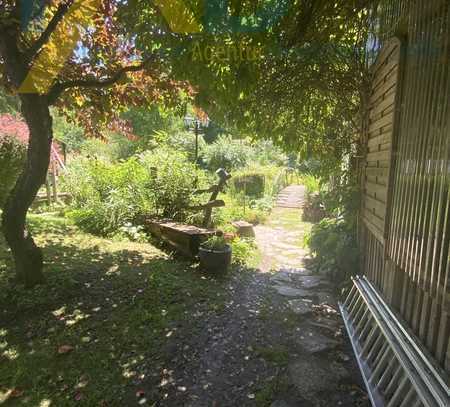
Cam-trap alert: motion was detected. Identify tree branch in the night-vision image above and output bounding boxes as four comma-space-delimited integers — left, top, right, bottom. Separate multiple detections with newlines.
26, 1, 73, 61
46, 55, 155, 105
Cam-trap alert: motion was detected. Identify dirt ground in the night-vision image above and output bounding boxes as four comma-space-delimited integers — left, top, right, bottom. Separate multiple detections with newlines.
145, 186, 369, 406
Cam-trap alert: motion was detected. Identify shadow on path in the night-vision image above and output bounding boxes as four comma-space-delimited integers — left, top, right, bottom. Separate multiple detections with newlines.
160, 186, 369, 406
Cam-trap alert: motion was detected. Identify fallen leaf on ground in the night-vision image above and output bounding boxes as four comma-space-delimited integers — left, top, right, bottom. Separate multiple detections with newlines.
9, 388, 24, 398
58, 345, 74, 354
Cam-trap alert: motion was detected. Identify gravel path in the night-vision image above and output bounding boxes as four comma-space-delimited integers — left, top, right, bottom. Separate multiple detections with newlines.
141, 187, 369, 406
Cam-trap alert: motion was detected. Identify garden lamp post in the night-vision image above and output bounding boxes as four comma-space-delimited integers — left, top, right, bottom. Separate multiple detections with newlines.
184, 115, 210, 163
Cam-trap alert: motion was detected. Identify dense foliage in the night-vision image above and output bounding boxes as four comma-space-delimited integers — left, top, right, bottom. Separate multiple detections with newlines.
203, 135, 251, 170
0, 134, 26, 207
306, 214, 359, 284
123, 1, 370, 170
63, 148, 206, 236
304, 172, 360, 283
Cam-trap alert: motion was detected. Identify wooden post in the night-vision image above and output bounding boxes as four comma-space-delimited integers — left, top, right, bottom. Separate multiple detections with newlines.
202, 169, 231, 228
194, 121, 199, 164
45, 177, 52, 205
51, 160, 58, 203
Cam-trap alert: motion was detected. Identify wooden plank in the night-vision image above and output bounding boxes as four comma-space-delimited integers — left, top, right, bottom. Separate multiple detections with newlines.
370, 76, 397, 105
368, 110, 395, 133
426, 297, 441, 354
435, 311, 449, 366
366, 159, 390, 169
144, 219, 216, 257
370, 38, 400, 76
363, 217, 384, 245
370, 78, 397, 107
405, 280, 417, 325
367, 141, 391, 153
363, 212, 385, 241
411, 288, 424, 332
368, 131, 393, 147
368, 4, 450, 373
446, 338, 450, 373
367, 149, 391, 162
364, 195, 387, 218
371, 47, 395, 83
418, 292, 432, 342
370, 75, 398, 108
372, 63, 399, 94
364, 182, 388, 200
365, 167, 390, 177
368, 122, 393, 139
369, 94, 396, 121
369, 110, 395, 129
407, 5, 441, 295
366, 174, 388, 187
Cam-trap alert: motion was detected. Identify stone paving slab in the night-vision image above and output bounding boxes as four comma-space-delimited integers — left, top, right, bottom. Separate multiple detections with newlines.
275, 185, 306, 208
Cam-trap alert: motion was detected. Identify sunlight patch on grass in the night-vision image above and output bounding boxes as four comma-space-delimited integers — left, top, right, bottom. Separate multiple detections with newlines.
2, 346, 19, 361
0, 213, 230, 405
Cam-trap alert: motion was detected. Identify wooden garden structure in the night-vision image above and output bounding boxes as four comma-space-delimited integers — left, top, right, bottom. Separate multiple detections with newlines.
145, 168, 231, 257
358, 0, 449, 375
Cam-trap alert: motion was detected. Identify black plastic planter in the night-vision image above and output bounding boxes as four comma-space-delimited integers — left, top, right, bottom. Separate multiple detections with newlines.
198, 244, 232, 274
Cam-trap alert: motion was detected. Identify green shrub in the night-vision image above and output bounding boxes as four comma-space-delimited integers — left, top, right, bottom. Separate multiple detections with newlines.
212, 195, 269, 227
249, 196, 273, 213
139, 147, 207, 219
230, 237, 256, 265
201, 235, 228, 251
270, 168, 290, 197
79, 132, 138, 161
203, 135, 250, 171
302, 192, 327, 223
250, 140, 288, 166
232, 173, 265, 197
63, 157, 151, 236
63, 148, 207, 236
300, 174, 321, 195
166, 131, 206, 162
0, 135, 26, 208
233, 165, 288, 199
305, 216, 359, 282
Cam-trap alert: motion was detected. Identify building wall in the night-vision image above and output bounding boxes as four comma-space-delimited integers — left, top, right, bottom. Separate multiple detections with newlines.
360, 0, 450, 372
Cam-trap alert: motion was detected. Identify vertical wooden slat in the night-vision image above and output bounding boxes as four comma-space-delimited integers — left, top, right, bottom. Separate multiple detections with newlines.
361, 0, 450, 371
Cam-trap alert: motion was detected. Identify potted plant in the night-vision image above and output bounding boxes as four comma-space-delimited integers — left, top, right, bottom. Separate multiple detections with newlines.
199, 235, 232, 274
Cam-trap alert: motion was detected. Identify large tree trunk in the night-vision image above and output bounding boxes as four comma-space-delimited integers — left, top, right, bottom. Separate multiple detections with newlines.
1, 94, 53, 287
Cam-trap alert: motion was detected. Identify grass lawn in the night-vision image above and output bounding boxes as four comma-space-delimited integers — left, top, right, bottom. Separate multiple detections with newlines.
0, 214, 229, 406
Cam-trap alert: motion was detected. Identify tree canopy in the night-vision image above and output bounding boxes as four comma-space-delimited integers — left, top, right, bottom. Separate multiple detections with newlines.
123, 0, 371, 165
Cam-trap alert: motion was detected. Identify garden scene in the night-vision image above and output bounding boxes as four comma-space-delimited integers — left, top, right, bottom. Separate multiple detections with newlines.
2, 1, 448, 406
1, 102, 365, 406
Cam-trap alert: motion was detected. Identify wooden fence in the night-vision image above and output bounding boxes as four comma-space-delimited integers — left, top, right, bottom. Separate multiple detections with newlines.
360, 0, 450, 373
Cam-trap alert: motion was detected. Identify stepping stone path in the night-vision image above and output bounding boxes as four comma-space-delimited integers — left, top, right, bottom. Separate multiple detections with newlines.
273, 284, 314, 298
253, 186, 368, 406
275, 185, 306, 208
288, 299, 313, 315
151, 186, 368, 407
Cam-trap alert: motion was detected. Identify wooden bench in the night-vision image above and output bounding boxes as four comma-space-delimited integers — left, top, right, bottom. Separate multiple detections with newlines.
143, 168, 231, 257
144, 220, 217, 258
